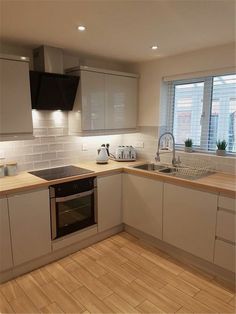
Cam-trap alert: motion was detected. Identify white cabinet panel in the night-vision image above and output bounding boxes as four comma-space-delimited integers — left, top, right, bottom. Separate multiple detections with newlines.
214, 239, 235, 272
97, 174, 122, 232
218, 196, 236, 212
80, 70, 105, 130
216, 210, 235, 243
163, 183, 217, 262
0, 57, 33, 138
8, 189, 51, 266
68, 67, 138, 133
105, 75, 137, 129
123, 174, 163, 239
0, 198, 13, 272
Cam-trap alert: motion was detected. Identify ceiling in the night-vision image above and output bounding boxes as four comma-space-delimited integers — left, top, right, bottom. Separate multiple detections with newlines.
0, 0, 235, 62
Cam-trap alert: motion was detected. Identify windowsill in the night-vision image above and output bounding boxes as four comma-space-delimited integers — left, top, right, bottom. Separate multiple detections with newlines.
176, 148, 236, 159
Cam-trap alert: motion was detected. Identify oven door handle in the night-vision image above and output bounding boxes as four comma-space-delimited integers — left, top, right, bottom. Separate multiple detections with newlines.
55, 189, 94, 203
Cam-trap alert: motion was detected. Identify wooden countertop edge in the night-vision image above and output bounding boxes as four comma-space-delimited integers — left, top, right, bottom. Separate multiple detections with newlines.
0, 164, 235, 198
123, 167, 236, 198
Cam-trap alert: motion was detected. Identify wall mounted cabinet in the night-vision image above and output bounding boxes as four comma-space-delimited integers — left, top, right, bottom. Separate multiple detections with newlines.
0, 55, 34, 141
68, 66, 138, 133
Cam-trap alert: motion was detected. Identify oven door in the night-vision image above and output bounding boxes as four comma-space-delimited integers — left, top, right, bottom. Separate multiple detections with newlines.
51, 189, 96, 239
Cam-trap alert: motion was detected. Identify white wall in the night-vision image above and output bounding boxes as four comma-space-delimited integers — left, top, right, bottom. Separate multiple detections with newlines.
134, 42, 235, 127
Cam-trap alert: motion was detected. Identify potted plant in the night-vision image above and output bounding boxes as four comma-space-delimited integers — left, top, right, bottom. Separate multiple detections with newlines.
184, 138, 193, 152
216, 140, 227, 156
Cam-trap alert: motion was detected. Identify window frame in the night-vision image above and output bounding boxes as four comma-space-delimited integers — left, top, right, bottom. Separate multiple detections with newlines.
167, 74, 236, 154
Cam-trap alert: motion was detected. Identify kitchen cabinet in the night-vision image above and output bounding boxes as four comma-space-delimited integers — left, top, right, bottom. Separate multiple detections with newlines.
68, 66, 138, 133
105, 74, 137, 129
0, 198, 13, 272
8, 189, 51, 266
97, 174, 122, 232
0, 55, 34, 141
214, 195, 235, 272
214, 239, 235, 272
123, 174, 163, 239
163, 183, 217, 262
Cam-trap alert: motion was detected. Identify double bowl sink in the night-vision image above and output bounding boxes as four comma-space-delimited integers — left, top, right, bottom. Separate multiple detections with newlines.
131, 163, 214, 180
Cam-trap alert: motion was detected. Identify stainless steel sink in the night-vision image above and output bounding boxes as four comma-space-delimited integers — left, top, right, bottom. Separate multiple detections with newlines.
132, 163, 214, 180
133, 163, 167, 171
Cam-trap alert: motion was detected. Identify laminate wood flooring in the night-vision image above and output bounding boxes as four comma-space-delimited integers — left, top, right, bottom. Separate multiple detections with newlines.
1, 232, 235, 313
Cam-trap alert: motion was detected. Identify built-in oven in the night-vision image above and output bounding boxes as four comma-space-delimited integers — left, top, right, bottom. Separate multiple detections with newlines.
49, 177, 97, 240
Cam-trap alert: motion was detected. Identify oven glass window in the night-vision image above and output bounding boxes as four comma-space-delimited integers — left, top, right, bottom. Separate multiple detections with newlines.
56, 194, 95, 238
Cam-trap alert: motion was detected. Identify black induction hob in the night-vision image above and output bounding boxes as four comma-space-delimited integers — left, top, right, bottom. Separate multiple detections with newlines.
29, 165, 94, 181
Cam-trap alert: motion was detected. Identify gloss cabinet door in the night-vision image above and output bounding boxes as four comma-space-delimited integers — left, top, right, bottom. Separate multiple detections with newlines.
8, 189, 51, 266
0, 198, 13, 272
105, 74, 137, 129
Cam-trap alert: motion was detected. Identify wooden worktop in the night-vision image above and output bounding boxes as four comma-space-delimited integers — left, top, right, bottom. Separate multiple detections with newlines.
0, 160, 235, 198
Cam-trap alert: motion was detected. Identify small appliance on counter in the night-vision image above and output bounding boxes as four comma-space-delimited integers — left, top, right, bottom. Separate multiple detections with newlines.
96, 144, 109, 164
113, 146, 137, 161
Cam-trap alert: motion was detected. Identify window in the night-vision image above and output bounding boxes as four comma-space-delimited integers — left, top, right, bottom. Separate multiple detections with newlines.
167, 74, 236, 153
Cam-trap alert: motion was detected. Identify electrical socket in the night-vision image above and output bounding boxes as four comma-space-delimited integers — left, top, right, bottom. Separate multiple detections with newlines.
82, 143, 88, 151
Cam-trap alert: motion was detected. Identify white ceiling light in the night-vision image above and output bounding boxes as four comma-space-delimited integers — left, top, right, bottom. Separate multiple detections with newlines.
151, 45, 158, 50
77, 25, 86, 31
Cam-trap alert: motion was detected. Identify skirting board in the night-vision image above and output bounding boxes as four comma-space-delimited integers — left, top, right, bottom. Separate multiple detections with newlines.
0, 224, 123, 283
124, 224, 235, 286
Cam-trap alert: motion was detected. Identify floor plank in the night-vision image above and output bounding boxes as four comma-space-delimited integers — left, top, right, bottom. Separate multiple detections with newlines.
99, 272, 145, 307
0, 291, 14, 314
136, 299, 166, 313
194, 290, 235, 313
0, 279, 25, 302
179, 270, 234, 302
40, 302, 64, 313
71, 251, 107, 278
103, 292, 140, 313
42, 281, 85, 313
72, 286, 113, 313
16, 274, 51, 309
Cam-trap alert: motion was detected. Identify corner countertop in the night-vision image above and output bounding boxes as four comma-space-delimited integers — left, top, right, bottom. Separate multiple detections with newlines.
0, 160, 235, 198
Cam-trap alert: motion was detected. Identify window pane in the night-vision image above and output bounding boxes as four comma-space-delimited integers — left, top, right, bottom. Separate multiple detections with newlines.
173, 82, 204, 146
209, 74, 236, 152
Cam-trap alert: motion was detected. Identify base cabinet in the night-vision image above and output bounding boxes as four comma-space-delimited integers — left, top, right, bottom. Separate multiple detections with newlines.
97, 174, 122, 232
0, 198, 13, 272
8, 189, 51, 266
123, 174, 163, 239
163, 183, 217, 262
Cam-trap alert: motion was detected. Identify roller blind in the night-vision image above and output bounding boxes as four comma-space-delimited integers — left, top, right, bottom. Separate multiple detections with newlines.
167, 74, 236, 153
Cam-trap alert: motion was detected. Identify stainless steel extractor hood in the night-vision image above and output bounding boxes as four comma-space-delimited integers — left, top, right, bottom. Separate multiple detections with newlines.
33, 45, 64, 74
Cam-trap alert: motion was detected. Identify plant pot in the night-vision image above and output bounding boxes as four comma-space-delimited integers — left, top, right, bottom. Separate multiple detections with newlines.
216, 149, 226, 156
184, 147, 192, 153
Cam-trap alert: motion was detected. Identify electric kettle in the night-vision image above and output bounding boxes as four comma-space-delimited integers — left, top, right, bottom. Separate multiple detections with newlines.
96, 146, 109, 164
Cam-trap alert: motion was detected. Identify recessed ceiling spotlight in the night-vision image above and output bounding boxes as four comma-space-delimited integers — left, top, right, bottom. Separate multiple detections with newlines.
151, 45, 158, 50
77, 25, 86, 31
20, 56, 27, 60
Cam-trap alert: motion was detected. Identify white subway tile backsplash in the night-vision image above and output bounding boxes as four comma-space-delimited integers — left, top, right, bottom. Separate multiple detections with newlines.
42, 152, 57, 160
49, 143, 64, 152
33, 144, 48, 153
47, 128, 64, 136
25, 154, 42, 162
34, 161, 50, 170
41, 136, 56, 144
1, 112, 235, 173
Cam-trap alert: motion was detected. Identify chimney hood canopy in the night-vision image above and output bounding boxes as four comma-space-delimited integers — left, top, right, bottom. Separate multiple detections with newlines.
30, 46, 79, 111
